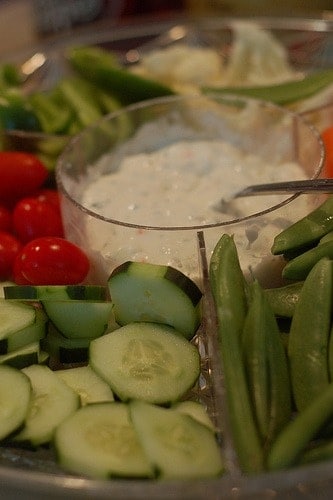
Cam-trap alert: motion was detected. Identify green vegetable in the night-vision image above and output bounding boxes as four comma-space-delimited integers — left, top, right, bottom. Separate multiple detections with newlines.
202, 68, 333, 105
0, 87, 40, 131
271, 196, 333, 255
288, 258, 332, 411
67, 46, 175, 105
242, 281, 291, 447
282, 240, 333, 280
264, 281, 303, 317
267, 382, 333, 470
209, 234, 264, 473
28, 91, 73, 134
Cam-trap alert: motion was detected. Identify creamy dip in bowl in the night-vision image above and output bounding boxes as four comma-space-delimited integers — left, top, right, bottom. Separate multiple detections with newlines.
55, 94, 324, 285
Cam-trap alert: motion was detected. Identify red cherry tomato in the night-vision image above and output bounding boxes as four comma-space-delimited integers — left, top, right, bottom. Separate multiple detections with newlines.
321, 126, 333, 177
12, 256, 31, 284
15, 237, 90, 285
0, 204, 12, 232
0, 231, 22, 280
0, 152, 48, 205
33, 189, 61, 212
13, 197, 64, 243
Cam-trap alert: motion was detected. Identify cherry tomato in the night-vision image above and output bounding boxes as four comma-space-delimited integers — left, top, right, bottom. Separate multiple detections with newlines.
12, 256, 31, 284
12, 197, 64, 243
321, 126, 333, 177
33, 189, 61, 212
15, 237, 90, 285
0, 231, 22, 280
0, 152, 48, 205
0, 204, 11, 232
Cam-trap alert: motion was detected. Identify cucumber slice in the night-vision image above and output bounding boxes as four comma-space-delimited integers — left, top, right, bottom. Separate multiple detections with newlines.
0, 341, 40, 369
42, 324, 93, 365
171, 401, 216, 432
0, 365, 31, 441
54, 402, 153, 479
4, 284, 108, 301
129, 400, 223, 479
42, 301, 113, 339
0, 299, 36, 340
108, 261, 202, 340
90, 322, 200, 404
56, 365, 114, 405
13, 364, 79, 447
0, 307, 47, 355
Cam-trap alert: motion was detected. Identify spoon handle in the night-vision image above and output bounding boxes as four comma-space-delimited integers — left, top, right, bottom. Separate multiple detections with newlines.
235, 178, 333, 198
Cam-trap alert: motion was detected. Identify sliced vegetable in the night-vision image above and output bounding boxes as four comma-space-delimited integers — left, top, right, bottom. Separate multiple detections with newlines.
13, 364, 79, 447
108, 261, 202, 340
55, 365, 114, 406
4, 284, 108, 301
0, 365, 31, 441
129, 399, 223, 479
90, 322, 200, 405
54, 402, 153, 479
42, 300, 113, 339
0, 341, 41, 369
42, 324, 93, 365
0, 307, 47, 354
0, 298, 35, 338
171, 400, 216, 432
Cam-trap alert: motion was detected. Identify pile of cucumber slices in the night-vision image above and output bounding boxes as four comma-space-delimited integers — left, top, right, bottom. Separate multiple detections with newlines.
0, 261, 223, 480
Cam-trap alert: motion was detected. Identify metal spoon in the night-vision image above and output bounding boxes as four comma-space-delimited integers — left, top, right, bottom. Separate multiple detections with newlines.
231, 178, 333, 197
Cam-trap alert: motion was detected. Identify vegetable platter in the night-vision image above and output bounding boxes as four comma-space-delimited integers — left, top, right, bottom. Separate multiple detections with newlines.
2, 16, 333, 500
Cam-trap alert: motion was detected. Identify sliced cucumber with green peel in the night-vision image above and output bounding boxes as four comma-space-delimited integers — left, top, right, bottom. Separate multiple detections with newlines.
13, 364, 79, 447
90, 322, 200, 404
42, 300, 113, 339
0, 299, 36, 340
54, 402, 153, 479
172, 400, 216, 432
108, 261, 202, 339
0, 365, 31, 441
129, 400, 223, 479
0, 341, 40, 369
4, 284, 108, 301
0, 307, 47, 355
42, 324, 94, 365
56, 365, 114, 405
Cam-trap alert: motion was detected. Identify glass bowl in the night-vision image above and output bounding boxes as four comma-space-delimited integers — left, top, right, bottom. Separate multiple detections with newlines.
55, 93, 324, 285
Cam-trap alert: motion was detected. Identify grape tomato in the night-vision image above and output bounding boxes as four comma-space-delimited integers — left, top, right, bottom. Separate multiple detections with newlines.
13, 197, 64, 243
0, 231, 22, 280
0, 152, 48, 204
321, 126, 333, 177
15, 237, 90, 285
0, 205, 12, 232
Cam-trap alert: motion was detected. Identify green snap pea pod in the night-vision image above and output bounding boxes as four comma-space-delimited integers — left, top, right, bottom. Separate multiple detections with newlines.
300, 439, 333, 465
271, 197, 333, 256
264, 281, 303, 318
242, 281, 291, 447
267, 382, 333, 470
288, 258, 332, 412
209, 234, 264, 473
0, 87, 40, 132
282, 240, 333, 281
202, 68, 333, 105
67, 46, 175, 105
320, 231, 333, 245
28, 91, 73, 134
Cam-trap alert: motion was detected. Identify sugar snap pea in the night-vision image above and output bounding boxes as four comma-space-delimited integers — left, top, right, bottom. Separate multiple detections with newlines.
282, 240, 333, 281
209, 234, 264, 473
288, 258, 332, 412
267, 382, 333, 470
271, 197, 333, 256
264, 281, 303, 318
242, 281, 291, 447
202, 68, 333, 105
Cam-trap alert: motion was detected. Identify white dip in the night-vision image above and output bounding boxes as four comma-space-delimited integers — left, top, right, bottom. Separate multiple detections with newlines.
76, 133, 316, 286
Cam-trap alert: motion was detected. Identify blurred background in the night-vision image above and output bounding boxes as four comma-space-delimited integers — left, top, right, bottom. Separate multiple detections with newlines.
0, 0, 332, 58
